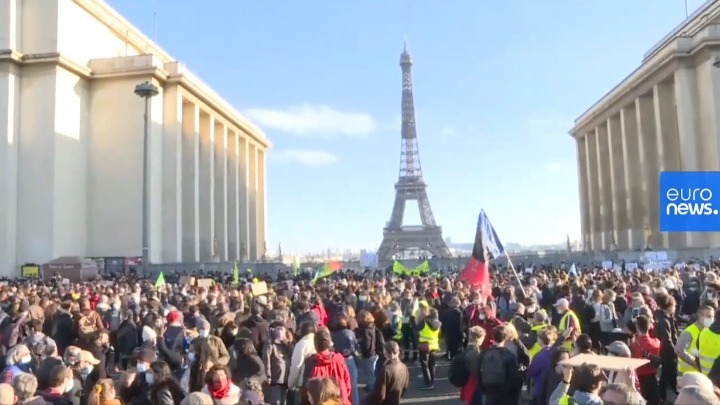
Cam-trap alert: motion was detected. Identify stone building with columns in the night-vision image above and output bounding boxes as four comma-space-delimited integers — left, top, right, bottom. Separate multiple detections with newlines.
571, 0, 720, 253
0, 0, 269, 276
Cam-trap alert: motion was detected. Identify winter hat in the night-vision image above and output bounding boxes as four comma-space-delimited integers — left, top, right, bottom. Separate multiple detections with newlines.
142, 325, 157, 342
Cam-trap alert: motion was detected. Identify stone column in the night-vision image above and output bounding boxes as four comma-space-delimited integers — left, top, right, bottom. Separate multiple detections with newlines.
198, 114, 213, 261
214, 121, 228, 261
576, 138, 591, 251
675, 66, 706, 249
607, 114, 627, 249
636, 93, 658, 249
697, 55, 720, 247
238, 136, 250, 261
248, 143, 258, 261
257, 149, 267, 259
621, 104, 643, 250
161, 85, 183, 263
226, 130, 238, 261
585, 130, 601, 251
595, 123, 613, 250
654, 81, 683, 249
181, 102, 200, 262
0, 61, 19, 277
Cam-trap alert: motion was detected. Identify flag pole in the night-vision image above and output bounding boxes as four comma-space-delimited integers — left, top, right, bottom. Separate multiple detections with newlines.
503, 252, 527, 297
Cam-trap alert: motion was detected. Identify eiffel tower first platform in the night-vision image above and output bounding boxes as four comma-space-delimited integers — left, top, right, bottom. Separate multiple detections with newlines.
377, 43, 452, 261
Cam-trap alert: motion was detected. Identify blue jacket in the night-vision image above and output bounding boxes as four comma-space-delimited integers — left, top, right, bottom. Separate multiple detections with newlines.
527, 346, 553, 399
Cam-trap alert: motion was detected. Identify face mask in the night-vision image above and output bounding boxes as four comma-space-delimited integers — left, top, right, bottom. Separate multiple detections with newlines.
136, 363, 148, 373
81, 365, 93, 376
199, 330, 209, 339
145, 373, 154, 385
20, 355, 32, 364
188, 352, 197, 362
704, 318, 714, 328
478, 314, 485, 320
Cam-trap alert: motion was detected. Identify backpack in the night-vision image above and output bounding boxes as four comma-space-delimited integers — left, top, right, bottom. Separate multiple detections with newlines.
78, 312, 98, 336
448, 351, 470, 387
479, 347, 506, 386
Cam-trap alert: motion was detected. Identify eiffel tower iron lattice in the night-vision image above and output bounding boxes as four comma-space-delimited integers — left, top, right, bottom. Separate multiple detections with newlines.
377, 42, 452, 261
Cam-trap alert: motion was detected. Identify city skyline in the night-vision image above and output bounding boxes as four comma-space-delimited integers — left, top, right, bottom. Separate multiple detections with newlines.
106, 0, 706, 254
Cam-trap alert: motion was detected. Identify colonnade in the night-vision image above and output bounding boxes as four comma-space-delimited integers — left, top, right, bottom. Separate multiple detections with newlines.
577, 59, 720, 251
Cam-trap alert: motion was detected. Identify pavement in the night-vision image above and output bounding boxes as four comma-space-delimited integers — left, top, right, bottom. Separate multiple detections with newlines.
356, 357, 460, 404
400, 359, 460, 404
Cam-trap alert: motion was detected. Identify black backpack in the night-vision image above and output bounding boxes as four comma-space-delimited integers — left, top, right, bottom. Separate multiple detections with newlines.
479, 347, 506, 386
448, 351, 470, 387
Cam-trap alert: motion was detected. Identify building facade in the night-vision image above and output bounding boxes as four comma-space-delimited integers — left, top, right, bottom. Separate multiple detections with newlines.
571, 0, 720, 252
0, 0, 269, 275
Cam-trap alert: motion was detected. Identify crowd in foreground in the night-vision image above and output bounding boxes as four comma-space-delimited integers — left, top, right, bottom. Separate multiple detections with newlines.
0, 263, 716, 405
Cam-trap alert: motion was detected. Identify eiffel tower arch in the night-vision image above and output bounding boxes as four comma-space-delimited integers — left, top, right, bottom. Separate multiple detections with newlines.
377, 42, 452, 261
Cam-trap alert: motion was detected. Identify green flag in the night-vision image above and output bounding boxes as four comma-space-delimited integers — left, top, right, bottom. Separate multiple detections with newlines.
155, 271, 165, 288
233, 262, 240, 285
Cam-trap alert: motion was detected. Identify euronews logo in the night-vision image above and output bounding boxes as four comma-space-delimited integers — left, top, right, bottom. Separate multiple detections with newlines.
660, 171, 720, 232
664, 188, 719, 216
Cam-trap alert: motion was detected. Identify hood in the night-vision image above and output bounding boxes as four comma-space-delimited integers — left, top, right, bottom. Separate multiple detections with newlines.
424, 318, 441, 331
710, 321, 720, 334
314, 351, 340, 367
572, 390, 603, 405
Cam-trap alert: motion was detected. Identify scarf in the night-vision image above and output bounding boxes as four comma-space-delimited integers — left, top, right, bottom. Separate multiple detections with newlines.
208, 380, 230, 399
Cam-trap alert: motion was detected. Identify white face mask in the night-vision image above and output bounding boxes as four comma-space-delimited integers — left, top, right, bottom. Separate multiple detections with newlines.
478, 314, 486, 320
188, 352, 197, 362
136, 363, 148, 373
704, 318, 714, 328
199, 330, 209, 339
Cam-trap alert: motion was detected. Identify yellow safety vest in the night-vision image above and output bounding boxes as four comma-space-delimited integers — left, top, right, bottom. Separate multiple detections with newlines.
678, 323, 702, 375
558, 395, 573, 405
392, 316, 403, 341
418, 322, 440, 352
698, 328, 720, 375
559, 310, 581, 350
528, 324, 547, 361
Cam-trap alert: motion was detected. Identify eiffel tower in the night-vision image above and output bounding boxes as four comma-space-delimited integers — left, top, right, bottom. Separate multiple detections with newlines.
377, 42, 452, 261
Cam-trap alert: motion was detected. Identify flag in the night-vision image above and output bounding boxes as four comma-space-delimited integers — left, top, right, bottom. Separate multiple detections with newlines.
415, 260, 431, 274
393, 261, 408, 275
568, 263, 577, 277
459, 210, 505, 296
155, 271, 165, 288
232, 262, 239, 285
313, 261, 342, 283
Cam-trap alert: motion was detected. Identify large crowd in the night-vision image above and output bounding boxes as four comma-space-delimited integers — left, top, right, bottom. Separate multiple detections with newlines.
0, 263, 716, 405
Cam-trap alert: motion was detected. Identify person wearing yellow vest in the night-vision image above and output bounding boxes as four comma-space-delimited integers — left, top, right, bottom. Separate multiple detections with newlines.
554, 298, 580, 350
698, 309, 720, 375
675, 304, 715, 376
417, 307, 441, 390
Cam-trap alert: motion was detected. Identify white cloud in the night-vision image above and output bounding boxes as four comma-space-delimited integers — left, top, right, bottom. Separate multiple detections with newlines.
273, 150, 339, 167
243, 104, 376, 137
544, 162, 563, 172
441, 127, 456, 136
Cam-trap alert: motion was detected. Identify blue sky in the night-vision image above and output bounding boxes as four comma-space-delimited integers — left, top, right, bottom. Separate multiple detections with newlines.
108, 0, 703, 254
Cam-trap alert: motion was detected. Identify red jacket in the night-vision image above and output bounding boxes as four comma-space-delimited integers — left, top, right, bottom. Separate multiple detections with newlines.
479, 317, 503, 349
630, 335, 661, 377
303, 351, 352, 405
312, 305, 328, 327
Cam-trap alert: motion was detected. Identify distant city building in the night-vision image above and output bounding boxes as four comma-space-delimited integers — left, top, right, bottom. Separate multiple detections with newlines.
0, 0, 269, 275
570, 2, 720, 251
